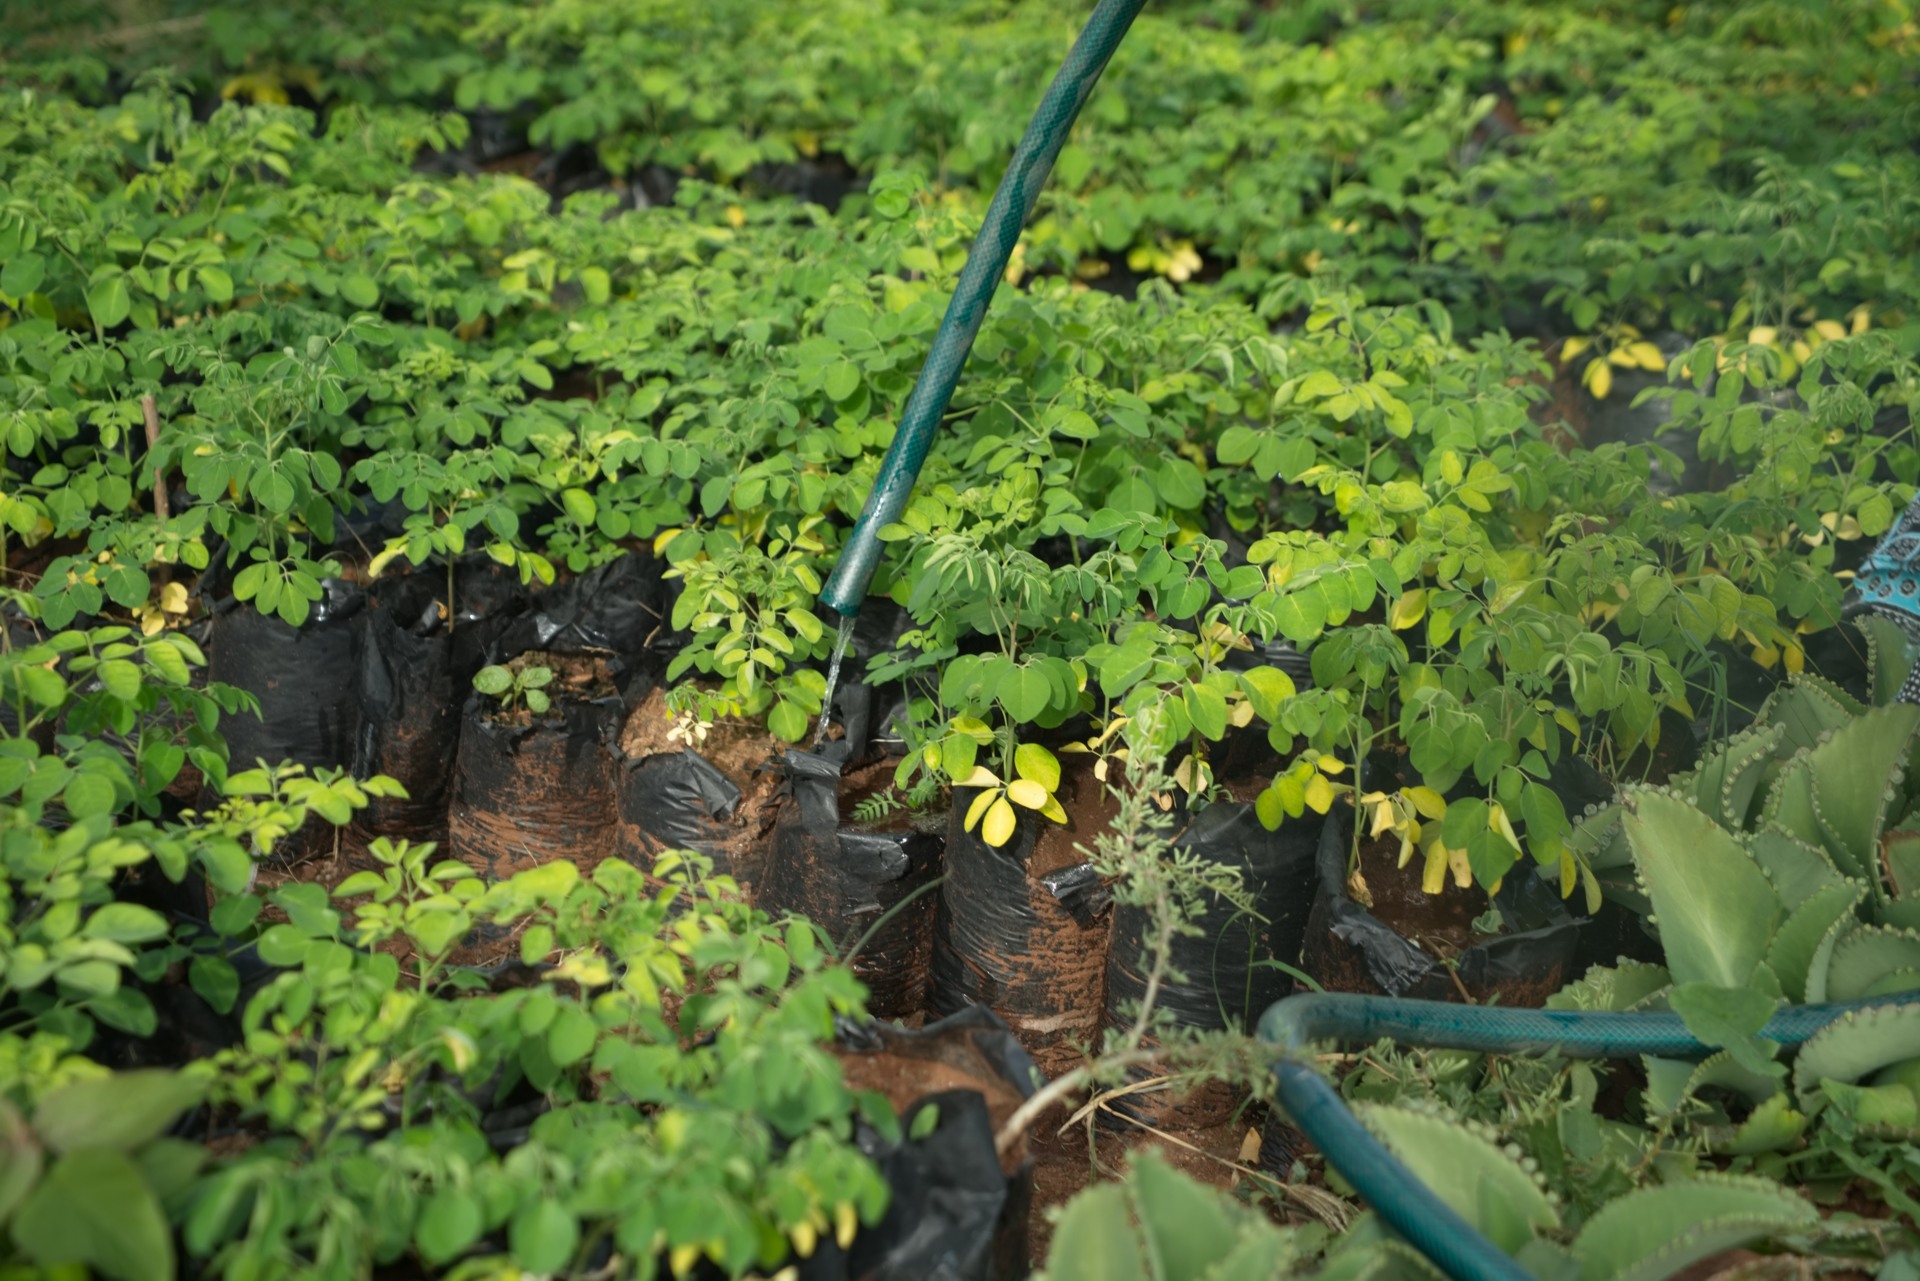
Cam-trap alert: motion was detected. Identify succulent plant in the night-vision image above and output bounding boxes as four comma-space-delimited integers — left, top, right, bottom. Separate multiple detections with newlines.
1566, 615, 1920, 1146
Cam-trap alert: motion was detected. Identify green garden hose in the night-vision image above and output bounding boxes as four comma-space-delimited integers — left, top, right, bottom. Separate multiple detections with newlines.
817, 0, 1148, 619
1258, 989, 1920, 1281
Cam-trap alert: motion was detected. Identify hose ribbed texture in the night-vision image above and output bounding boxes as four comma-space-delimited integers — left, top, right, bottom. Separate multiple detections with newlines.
1259, 990, 1920, 1281
818, 0, 1148, 618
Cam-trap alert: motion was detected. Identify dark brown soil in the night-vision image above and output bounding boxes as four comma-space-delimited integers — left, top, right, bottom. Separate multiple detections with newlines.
836, 1047, 1030, 1177
483, 651, 620, 728
1027, 1112, 1259, 1264
1030, 764, 1121, 878
1350, 828, 1487, 963
839, 758, 940, 834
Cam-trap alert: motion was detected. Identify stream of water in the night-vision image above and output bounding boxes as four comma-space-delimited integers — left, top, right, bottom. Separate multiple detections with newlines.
813, 613, 858, 750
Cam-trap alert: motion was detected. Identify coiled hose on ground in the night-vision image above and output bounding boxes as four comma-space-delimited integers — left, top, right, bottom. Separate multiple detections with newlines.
810, 4, 1920, 1278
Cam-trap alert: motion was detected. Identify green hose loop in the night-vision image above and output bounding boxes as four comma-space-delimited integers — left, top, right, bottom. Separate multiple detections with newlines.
818, 0, 1148, 619
1260, 989, 1920, 1281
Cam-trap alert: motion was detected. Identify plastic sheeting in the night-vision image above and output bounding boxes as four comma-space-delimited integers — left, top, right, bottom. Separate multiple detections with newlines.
804, 1007, 1039, 1281
447, 695, 623, 888
756, 750, 943, 1018
353, 575, 457, 841
1303, 810, 1581, 1004
929, 788, 1112, 1077
497, 553, 665, 661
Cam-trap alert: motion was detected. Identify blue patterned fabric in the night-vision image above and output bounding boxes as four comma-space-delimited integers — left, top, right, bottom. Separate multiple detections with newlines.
1844, 491, 1920, 703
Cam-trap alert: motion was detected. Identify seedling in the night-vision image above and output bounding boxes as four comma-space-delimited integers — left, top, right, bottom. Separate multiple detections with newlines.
473, 662, 554, 716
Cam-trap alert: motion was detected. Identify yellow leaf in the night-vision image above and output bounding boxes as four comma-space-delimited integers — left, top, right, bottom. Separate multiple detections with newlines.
1813, 319, 1846, 343
1783, 643, 1805, 675
1316, 755, 1347, 775
836, 1204, 858, 1250
652, 527, 684, 555
954, 765, 1001, 789
160, 581, 189, 613
1851, 306, 1871, 335
1581, 864, 1603, 915
1405, 786, 1448, 820
1490, 802, 1521, 852
981, 797, 1018, 847
1748, 326, 1779, 348
1347, 869, 1373, 908
1624, 341, 1666, 372
1560, 336, 1592, 363
1304, 773, 1335, 814
1559, 850, 1577, 899
1397, 825, 1417, 869
1006, 778, 1050, 810
1750, 641, 1781, 670
963, 787, 998, 833
1365, 794, 1397, 839
1585, 360, 1613, 400
1039, 794, 1069, 824
1389, 588, 1428, 630
1423, 839, 1449, 895
791, 1222, 818, 1259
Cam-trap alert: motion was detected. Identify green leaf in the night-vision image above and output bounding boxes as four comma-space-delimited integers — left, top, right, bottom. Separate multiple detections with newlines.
521, 924, 554, 966
198, 267, 234, 304
1766, 881, 1866, 1003
33, 1070, 205, 1154
87, 275, 131, 330
188, 956, 239, 1015
1042, 1183, 1147, 1281
577, 266, 611, 304
90, 988, 158, 1037
1667, 982, 1781, 1075
1623, 792, 1779, 988
1126, 1151, 1238, 1278
996, 664, 1052, 723
416, 1189, 484, 1265
1357, 1102, 1559, 1251
62, 771, 119, 819
824, 361, 861, 402
560, 487, 597, 526
82, 903, 169, 944
1571, 1175, 1816, 1281
473, 665, 513, 696
1184, 682, 1228, 740
509, 1199, 579, 1275
1013, 742, 1060, 792
1793, 1003, 1920, 1101
1155, 458, 1205, 509
547, 1005, 598, 1067
767, 698, 808, 743
2, 253, 45, 299
13, 1148, 175, 1281
1237, 667, 1296, 722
